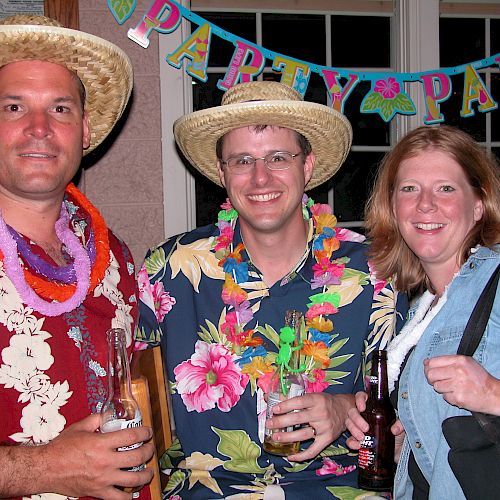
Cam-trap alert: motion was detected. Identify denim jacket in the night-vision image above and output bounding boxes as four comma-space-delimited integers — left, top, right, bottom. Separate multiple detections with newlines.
394, 246, 500, 500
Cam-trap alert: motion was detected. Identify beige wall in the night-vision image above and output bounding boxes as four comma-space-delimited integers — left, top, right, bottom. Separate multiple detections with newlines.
78, 0, 165, 268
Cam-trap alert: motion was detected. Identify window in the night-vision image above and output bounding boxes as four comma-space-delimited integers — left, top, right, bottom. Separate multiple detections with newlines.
439, 12, 500, 161
189, 6, 394, 229
160, 1, 499, 237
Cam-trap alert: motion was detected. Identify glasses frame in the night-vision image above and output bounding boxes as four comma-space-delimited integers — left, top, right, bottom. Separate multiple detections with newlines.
220, 151, 303, 174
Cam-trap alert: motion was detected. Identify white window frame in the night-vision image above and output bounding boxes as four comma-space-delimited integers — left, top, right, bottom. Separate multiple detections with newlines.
159, 0, 495, 237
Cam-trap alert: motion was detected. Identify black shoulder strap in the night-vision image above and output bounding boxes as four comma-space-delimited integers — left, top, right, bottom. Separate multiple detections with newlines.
456, 263, 500, 356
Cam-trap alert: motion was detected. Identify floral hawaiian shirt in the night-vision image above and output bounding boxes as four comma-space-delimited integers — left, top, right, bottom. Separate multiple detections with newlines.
136, 218, 407, 500
0, 200, 145, 500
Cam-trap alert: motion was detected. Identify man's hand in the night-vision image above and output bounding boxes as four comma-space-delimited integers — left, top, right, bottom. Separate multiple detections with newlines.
265, 392, 354, 461
1, 413, 154, 499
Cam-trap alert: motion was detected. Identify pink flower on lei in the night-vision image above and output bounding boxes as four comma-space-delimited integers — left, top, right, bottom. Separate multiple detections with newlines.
310, 203, 332, 217
174, 341, 248, 412
368, 260, 387, 297
305, 368, 329, 393
316, 457, 356, 476
257, 370, 274, 394
335, 227, 365, 243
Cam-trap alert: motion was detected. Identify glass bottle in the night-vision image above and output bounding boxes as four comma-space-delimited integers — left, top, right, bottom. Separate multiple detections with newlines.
100, 328, 144, 496
358, 349, 396, 491
263, 309, 305, 456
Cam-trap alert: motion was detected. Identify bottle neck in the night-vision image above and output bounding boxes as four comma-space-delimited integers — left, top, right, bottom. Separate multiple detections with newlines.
107, 329, 133, 399
285, 309, 302, 371
368, 351, 389, 400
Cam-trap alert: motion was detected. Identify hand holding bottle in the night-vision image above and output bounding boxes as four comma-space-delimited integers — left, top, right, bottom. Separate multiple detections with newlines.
100, 328, 153, 497
37, 413, 153, 499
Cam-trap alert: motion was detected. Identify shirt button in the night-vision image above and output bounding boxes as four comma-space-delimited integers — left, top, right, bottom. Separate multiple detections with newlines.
470, 262, 475, 269
401, 391, 408, 399
415, 441, 422, 448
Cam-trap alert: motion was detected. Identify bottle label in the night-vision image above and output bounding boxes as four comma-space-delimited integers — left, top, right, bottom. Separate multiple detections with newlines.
101, 413, 145, 472
266, 384, 304, 434
358, 433, 377, 470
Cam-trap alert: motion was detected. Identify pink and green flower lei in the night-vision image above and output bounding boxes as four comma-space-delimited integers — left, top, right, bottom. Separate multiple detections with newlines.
213, 195, 348, 361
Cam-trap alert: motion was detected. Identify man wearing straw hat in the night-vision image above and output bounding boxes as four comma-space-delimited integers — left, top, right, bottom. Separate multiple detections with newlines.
137, 81, 406, 498
0, 16, 153, 499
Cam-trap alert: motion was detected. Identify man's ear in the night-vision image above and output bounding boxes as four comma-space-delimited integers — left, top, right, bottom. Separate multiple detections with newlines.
82, 111, 91, 150
303, 152, 315, 186
217, 160, 226, 188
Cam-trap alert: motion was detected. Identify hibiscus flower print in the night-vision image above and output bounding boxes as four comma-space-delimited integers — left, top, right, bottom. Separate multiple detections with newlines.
151, 281, 176, 322
174, 341, 248, 412
20, 401, 66, 443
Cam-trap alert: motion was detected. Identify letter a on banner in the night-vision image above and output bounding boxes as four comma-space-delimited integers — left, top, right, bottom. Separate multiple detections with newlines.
167, 23, 212, 81
461, 65, 497, 117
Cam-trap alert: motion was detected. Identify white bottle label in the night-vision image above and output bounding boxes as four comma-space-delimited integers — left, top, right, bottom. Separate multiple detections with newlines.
266, 383, 304, 434
101, 412, 145, 472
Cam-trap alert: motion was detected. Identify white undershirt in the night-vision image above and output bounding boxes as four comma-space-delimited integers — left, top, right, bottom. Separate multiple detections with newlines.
387, 290, 448, 392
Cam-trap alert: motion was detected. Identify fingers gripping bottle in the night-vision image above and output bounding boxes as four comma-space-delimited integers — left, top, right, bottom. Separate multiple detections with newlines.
358, 349, 396, 491
263, 309, 306, 456
100, 328, 144, 497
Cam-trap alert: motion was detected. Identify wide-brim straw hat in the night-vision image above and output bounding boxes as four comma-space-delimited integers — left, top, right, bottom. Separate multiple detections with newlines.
0, 15, 133, 155
174, 81, 353, 189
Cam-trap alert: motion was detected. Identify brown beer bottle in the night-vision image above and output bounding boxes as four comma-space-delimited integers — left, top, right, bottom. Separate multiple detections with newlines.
358, 349, 396, 491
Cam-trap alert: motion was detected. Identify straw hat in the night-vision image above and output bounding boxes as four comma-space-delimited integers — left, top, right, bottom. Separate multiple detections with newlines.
0, 15, 133, 154
174, 81, 352, 189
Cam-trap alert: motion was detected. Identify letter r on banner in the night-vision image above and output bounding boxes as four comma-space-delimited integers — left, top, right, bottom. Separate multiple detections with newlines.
218, 41, 265, 91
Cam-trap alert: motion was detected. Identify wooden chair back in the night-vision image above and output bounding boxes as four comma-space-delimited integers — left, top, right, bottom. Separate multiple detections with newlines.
131, 346, 172, 497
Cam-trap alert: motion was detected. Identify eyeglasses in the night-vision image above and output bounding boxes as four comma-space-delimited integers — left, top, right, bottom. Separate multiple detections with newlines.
220, 151, 303, 175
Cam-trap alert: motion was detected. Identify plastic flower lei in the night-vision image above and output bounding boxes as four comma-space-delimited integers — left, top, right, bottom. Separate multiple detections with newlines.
214, 195, 347, 371
0, 183, 110, 316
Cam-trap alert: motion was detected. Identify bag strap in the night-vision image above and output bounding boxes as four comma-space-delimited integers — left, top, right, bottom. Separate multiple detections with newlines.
456, 263, 500, 356
455, 263, 500, 444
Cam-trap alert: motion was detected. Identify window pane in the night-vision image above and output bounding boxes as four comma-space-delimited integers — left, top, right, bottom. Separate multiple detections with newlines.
196, 174, 227, 227
331, 16, 391, 67
192, 75, 227, 227
492, 19, 500, 55
262, 14, 326, 65
333, 151, 385, 223
193, 12, 256, 68
492, 73, 500, 143
193, 74, 224, 111
264, 70, 327, 104
440, 18, 485, 66
343, 80, 391, 146
492, 148, 500, 164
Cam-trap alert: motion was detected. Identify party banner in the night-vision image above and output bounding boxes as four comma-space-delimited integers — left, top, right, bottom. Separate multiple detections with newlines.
108, 0, 500, 124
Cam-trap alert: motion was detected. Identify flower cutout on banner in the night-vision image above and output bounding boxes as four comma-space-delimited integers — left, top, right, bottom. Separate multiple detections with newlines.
361, 77, 416, 121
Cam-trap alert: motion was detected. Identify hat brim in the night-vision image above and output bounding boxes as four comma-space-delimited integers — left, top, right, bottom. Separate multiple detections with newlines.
174, 100, 352, 190
0, 24, 133, 154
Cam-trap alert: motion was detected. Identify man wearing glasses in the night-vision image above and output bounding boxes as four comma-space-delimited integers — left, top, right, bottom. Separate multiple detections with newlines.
136, 81, 406, 498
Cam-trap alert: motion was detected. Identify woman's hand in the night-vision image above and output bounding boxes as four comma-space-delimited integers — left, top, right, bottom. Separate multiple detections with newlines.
345, 391, 369, 450
424, 355, 500, 415
345, 391, 406, 463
